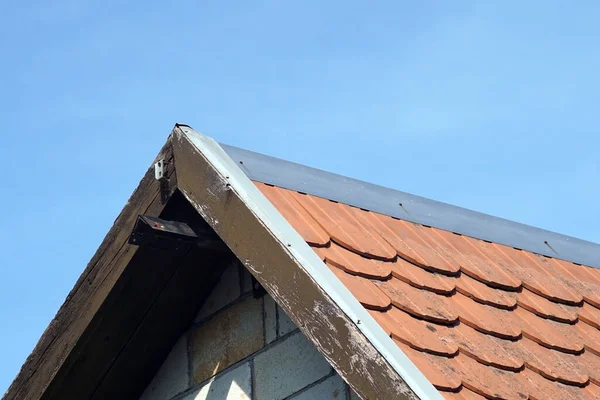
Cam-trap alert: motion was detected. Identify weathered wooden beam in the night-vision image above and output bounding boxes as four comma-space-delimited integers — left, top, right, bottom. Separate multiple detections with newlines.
172, 126, 418, 400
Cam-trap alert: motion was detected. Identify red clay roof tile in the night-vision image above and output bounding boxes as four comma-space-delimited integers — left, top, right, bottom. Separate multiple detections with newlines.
450, 322, 523, 371
578, 302, 600, 329
390, 257, 455, 295
291, 192, 396, 260
371, 307, 458, 357
326, 263, 391, 311
520, 337, 589, 386
452, 293, 521, 339
579, 351, 600, 386
395, 341, 463, 391
456, 353, 531, 400
315, 242, 391, 279
520, 368, 594, 400
442, 388, 487, 400
455, 273, 517, 310
584, 382, 600, 400
434, 230, 521, 290
404, 224, 467, 273
257, 184, 600, 400
575, 320, 600, 356
376, 278, 458, 324
501, 248, 583, 305
515, 307, 584, 354
515, 288, 579, 323
363, 213, 460, 274
552, 259, 600, 308
255, 182, 330, 246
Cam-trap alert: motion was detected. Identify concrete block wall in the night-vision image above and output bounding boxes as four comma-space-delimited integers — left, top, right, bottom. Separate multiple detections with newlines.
140, 260, 359, 400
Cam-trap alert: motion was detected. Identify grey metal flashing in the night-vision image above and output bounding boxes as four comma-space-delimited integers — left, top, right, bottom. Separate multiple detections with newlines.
222, 144, 600, 269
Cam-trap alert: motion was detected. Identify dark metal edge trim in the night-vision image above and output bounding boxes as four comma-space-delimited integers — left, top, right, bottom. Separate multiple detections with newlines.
221, 144, 600, 269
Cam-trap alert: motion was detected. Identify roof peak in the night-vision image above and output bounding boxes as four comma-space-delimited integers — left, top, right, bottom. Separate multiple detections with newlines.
221, 143, 600, 269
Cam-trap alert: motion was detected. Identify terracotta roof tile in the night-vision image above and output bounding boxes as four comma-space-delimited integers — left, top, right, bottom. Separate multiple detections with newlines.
448, 322, 523, 371
395, 341, 463, 391
434, 230, 521, 290
257, 184, 600, 400
363, 212, 460, 274
390, 257, 455, 295
584, 383, 600, 400
456, 353, 531, 400
403, 224, 466, 273
515, 288, 579, 323
291, 192, 396, 260
255, 182, 330, 246
455, 273, 517, 310
314, 242, 391, 279
580, 351, 600, 386
578, 302, 600, 329
501, 248, 583, 305
326, 263, 391, 311
376, 278, 458, 324
551, 259, 600, 308
520, 337, 589, 386
515, 307, 585, 354
520, 368, 595, 400
369, 308, 458, 356
575, 320, 600, 356
452, 293, 521, 339
442, 388, 487, 400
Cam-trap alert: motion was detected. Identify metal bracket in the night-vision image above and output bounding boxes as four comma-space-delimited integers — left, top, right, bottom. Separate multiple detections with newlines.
154, 159, 167, 181
129, 215, 197, 251
129, 215, 232, 254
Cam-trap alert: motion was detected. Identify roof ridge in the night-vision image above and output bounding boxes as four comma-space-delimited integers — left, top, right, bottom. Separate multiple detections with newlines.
221, 143, 600, 269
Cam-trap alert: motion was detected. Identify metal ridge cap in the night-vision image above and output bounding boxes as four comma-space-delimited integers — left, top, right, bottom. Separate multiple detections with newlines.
221, 143, 600, 269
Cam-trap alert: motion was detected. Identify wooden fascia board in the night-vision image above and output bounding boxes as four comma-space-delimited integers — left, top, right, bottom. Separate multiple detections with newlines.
3, 135, 179, 400
172, 125, 442, 400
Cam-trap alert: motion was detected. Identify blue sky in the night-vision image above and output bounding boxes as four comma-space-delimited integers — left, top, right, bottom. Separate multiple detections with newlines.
1, 1, 599, 394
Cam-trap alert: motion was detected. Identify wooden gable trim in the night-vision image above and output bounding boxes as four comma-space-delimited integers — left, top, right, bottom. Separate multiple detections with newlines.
172, 126, 432, 400
5, 124, 434, 400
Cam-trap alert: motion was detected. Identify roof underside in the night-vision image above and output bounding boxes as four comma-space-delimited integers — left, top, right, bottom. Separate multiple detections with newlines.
257, 182, 600, 399
222, 143, 600, 269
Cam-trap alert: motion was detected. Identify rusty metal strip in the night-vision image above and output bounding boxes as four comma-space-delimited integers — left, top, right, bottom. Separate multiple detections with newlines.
222, 143, 600, 269
173, 125, 443, 400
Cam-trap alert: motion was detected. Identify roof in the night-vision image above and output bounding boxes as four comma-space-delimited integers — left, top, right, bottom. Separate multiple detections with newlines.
257, 183, 600, 399
6, 124, 600, 400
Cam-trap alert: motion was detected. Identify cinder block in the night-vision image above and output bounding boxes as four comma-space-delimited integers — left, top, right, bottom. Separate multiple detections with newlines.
140, 336, 188, 400
195, 261, 241, 322
182, 362, 251, 400
191, 296, 263, 384
264, 295, 277, 344
253, 332, 332, 400
278, 305, 297, 337
292, 374, 346, 400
